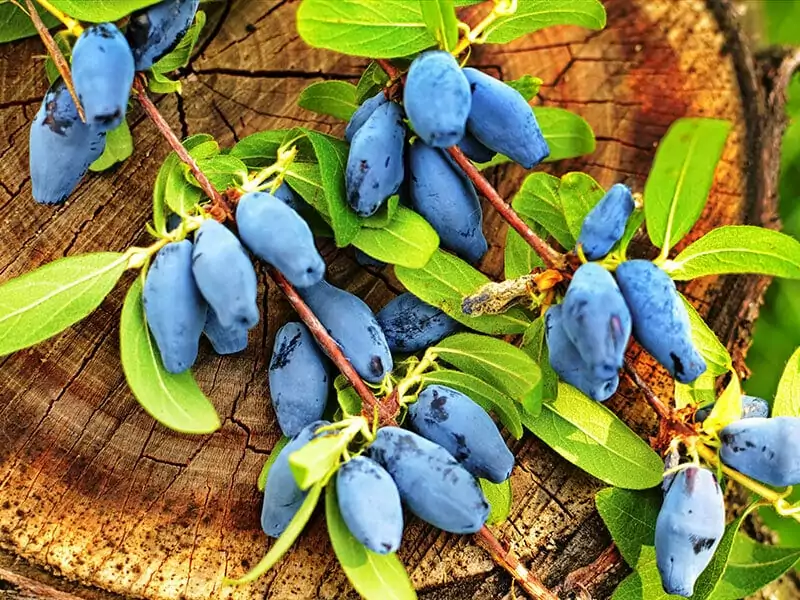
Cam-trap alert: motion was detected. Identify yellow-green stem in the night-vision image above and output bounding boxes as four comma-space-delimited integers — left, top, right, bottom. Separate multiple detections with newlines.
34, 0, 82, 35
452, 0, 517, 55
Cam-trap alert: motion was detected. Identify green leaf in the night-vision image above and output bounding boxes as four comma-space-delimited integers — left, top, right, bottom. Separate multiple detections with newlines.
120, 279, 221, 434
524, 384, 663, 489
298, 81, 360, 121
356, 62, 390, 103
289, 428, 357, 490
336, 379, 362, 417
559, 171, 606, 240
617, 208, 645, 257
645, 118, 732, 251
708, 533, 800, 600
297, 0, 436, 59
90, 120, 133, 172
166, 164, 203, 216
419, 0, 459, 51
421, 369, 523, 439
302, 129, 362, 246
361, 195, 400, 229
258, 437, 289, 492
395, 249, 531, 335
773, 346, 800, 417
147, 69, 181, 94
49, 0, 162, 21
0, 3, 58, 44
192, 155, 248, 191
520, 317, 558, 405
691, 508, 754, 600
534, 107, 596, 163
285, 162, 328, 216
665, 226, 800, 281
150, 10, 206, 75
325, 485, 417, 600
224, 483, 323, 585
511, 173, 573, 249
506, 75, 543, 102
596, 487, 661, 569
431, 332, 541, 412
353, 206, 438, 268
482, 0, 606, 44
0, 253, 127, 356
680, 293, 732, 376
504, 227, 545, 279
674, 371, 717, 411
230, 130, 288, 168
702, 372, 741, 435
480, 479, 512, 525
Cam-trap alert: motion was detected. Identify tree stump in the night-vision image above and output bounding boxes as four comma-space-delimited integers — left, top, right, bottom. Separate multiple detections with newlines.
0, 0, 788, 598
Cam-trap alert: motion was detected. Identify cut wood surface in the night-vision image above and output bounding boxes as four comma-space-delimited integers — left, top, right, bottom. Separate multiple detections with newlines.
0, 0, 783, 598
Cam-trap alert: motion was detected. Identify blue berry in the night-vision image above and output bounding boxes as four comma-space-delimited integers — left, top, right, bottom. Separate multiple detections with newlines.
298, 280, 393, 383
457, 131, 496, 163
463, 68, 549, 169
408, 140, 488, 264
143, 240, 208, 373
404, 51, 471, 148
126, 0, 200, 71
577, 184, 635, 260
336, 456, 403, 554
261, 420, 330, 537
345, 91, 388, 142
29, 79, 107, 205
269, 322, 330, 438
377, 293, 460, 353
203, 310, 248, 355
545, 304, 619, 402
271, 180, 300, 212
409, 384, 514, 483
345, 101, 405, 217
368, 427, 489, 534
191, 219, 259, 329
655, 467, 724, 597
719, 417, 800, 486
561, 263, 631, 380
615, 260, 706, 384
236, 191, 325, 289
354, 249, 386, 269
72, 23, 135, 132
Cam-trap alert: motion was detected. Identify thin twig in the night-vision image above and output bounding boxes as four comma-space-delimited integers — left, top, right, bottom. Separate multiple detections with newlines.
447, 147, 565, 270
475, 526, 558, 600
560, 543, 622, 596
376, 58, 400, 80
24, 0, 85, 122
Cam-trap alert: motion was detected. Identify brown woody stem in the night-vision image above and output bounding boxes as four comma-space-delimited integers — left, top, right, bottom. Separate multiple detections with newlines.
134, 77, 395, 426
25, 0, 85, 122
376, 58, 400, 80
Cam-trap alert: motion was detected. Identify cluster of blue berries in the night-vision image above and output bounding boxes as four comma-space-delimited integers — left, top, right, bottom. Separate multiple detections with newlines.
143, 185, 323, 373
546, 184, 707, 401
29, 0, 199, 205
345, 50, 550, 264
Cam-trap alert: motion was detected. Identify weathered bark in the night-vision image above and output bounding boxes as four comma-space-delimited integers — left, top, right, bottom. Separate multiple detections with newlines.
0, 0, 790, 598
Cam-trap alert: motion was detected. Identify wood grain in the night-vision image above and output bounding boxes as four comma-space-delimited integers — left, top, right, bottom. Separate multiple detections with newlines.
0, 0, 781, 598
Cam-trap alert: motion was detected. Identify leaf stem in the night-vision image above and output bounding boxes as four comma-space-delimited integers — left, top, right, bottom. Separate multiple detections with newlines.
474, 526, 558, 600
24, 0, 85, 122
33, 0, 82, 35
451, 0, 517, 55
447, 146, 565, 269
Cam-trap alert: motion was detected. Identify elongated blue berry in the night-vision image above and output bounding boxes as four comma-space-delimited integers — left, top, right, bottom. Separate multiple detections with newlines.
369, 427, 489, 534
299, 280, 392, 383
191, 219, 259, 329
720, 417, 800, 486
404, 51, 471, 148
203, 310, 248, 355
143, 240, 208, 373
345, 101, 405, 217
345, 91, 387, 142
457, 131, 495, 163
463, 68, 549, 169
377, 293, 459, 353
615, 260, 706, 384
409, 384, 514, 483
336, 456, 403, 554
72, 23, 135, 131
236, 191, 325, 289
269, 322, 329, 437
655, 467, 724, 597
126, 0, 200, 71
29, 79, 106, 205
577, 184, 635, 260
409, 140, 488, 263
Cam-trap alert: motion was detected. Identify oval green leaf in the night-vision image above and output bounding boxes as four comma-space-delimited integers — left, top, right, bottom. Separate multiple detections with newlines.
325, 485, 417, 600
480, 479, 512, 525
49, 0, 162, 21
645, 118, 732, 252
120, 279, 221, 434
258, 437, 290, 492
524, 384, 663, 489
773, 346, 800, 417
353, 206, 439, 268
395, 249, 531, 335
298, 81, 359, 121
666, 225, 800, 280
0, 252, 127, 356
534, 107, 596, 163
419, 0, 459, 51
482, 0, 606, 44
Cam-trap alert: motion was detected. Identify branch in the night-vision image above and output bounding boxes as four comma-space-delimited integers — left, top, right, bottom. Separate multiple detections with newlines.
376, 58, 400, 80
475, 526, 558, 600
560, 544, 622, 597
